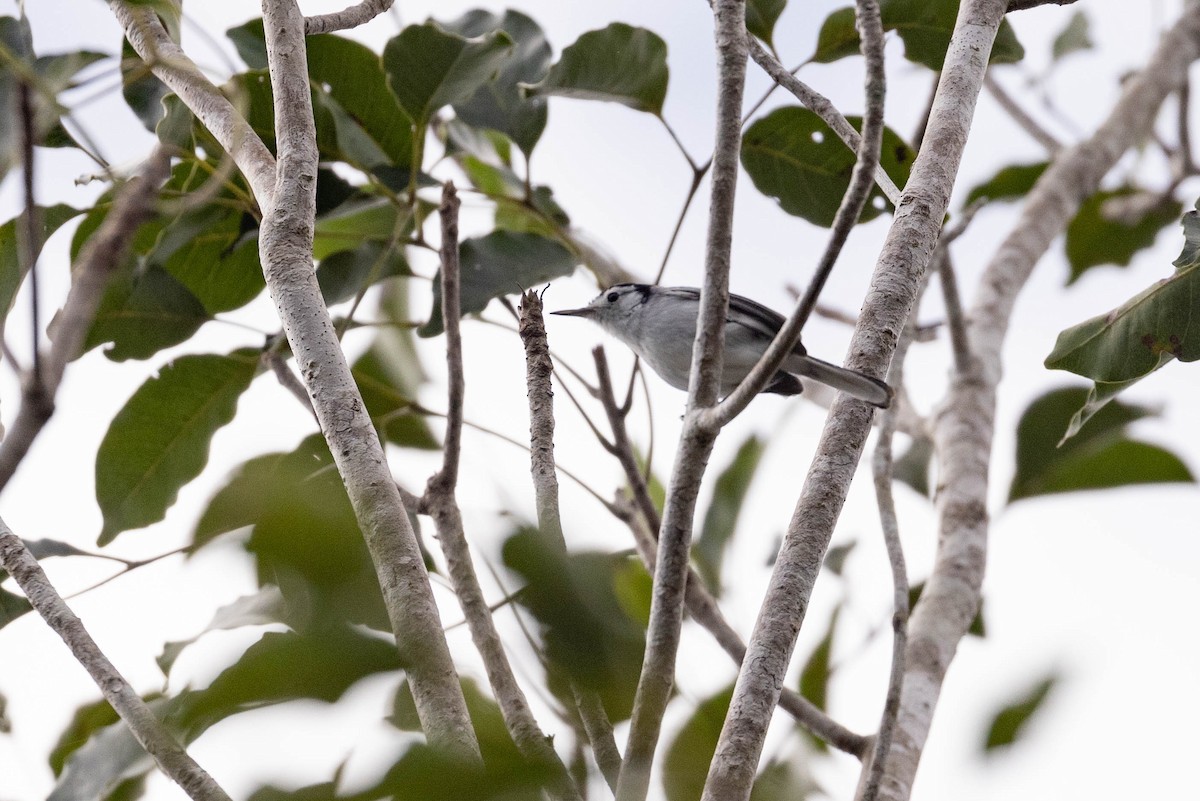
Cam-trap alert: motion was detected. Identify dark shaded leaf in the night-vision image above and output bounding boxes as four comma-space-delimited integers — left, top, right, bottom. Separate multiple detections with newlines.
120, 0, 181, 129
811, 7, 860, 63
983, 673, 1058, 751
23, 539, 93, 560
663, 684, 734, 801
149, 206, 264, 314
1008, 387, 1192, 502
893, 435, 933, 497
0, 586, 31, 630
96, 350, 260, 544
798, 610, 837, 714
391, 677, 531, 768
84, 265, 209, 361
313, 198, 407, 260
1064, 188, 1181, 283
421, 230, 577, 336
823, 541, 856, 576
382, 22, 514, 126
351, 344, 440, 449
317, 241, 410, 306
694, 435, 765, 596
523, 23, 668, 115
446, 10, 551, 157
963, 162, 1047, 206
746, 0, 787, 50
749, 758, 816, 801
741, 107, 914, 227
611, 555, 652, 628
0, 204, 82, 334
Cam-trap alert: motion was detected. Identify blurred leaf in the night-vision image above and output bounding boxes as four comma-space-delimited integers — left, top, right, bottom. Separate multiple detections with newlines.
23, 538, 94, 560
351, 344, 440, 449
0, 204, 81, 333
179, 627, 402, 734
503, 528, 645, 722
383, 22, 513, 126
811, 7, 860, 63
317, 241, 410, 306
983, 673, 1058, 751
523, 23, 668, 115
694, 435, 765, 596
749, 757, 817, 801
0, 691, 8, 733
908, 580, 985, 637
741, 107, 915, 227
96, 350, 260, 544
227, 19, 268, 69
0, 585, 32, 630
798, 609, 838, 723
893, 435, 933, 497
809, 0, 1024, 68
611, 555, 652, 628
83, 264, 209, 361
823, 541, 856, 576
421, 230, 577, 336
1008, 387, 1192, 502
1052, 10, 1093, 61
746, 0, 787, 50
48, 696, 170, 801
49, 698, 121, 776
392, 677, 530, 768
362, 740, 552, 801
663, 684, 734, 801
1064, 188, 1181, 283
157, 586, 287, 675
445, 10, 551, 157
120, 0, 181, 130
963, 162, 1047, 206
313, 198, 407, 260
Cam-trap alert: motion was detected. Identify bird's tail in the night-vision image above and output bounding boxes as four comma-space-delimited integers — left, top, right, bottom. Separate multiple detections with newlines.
794, 356, 892, 408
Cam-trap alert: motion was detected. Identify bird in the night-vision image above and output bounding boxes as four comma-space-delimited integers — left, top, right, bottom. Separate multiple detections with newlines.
552, 283, 891, 408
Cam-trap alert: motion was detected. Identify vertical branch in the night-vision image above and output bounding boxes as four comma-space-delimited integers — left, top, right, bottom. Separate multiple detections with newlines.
518, 292, 622, 793
0, 519, 232, 801
256, 0, 477, 760
701, 2, 1009, 800
616, 3, 748, 800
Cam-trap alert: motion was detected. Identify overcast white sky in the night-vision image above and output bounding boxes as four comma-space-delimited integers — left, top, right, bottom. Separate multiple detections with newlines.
1, 2, 1197, 800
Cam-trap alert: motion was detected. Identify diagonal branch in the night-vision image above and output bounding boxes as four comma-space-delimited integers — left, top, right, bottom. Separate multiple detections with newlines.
880, 6, 1200, 800
701, 2, 1010, 799
304, 0, 394, 34
0, 518, 231, 801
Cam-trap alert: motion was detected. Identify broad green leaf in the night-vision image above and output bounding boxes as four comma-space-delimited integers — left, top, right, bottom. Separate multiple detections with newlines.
1052, 10, 1093, 61
84, 265, 209, 361
810, 0, 1025, 68
746, 0, 787, 51
157, 586, 287, 676
523, 23, 669, 116
313, 198, 406, 260
382, 22, 514, 126
49, 698, 123, 776
420, 230, 578, 336
503, 528, 646, 722
611, 555, 652, 628
963, 162, 1048, 206
96, 350, 260, 544
799, 610, 838, 714
149, 205, 264, 314
0, 586, 31, 631
0, 204, 81, 333
316, 241, 410, 306
23, 539, 95, 560
351, 344, 439, 449
811, 7, 860, 63
694, 435, 766, 596
446, 10, 551, 157
983, 673, 1058, 751
1008, 387, 1192, 502
1064, 188, 1181, 283
191, 451, 287, 551
392, 677, 534, 768
120, 0, 181, 130
0, 16, 34, 183
48, 698, 167, 801
893, 435, 933, 498
663, 684, 735, 801
741, 107, 915, 227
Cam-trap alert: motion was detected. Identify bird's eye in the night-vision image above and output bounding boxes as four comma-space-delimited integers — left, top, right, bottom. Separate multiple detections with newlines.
606, 292, 619, 303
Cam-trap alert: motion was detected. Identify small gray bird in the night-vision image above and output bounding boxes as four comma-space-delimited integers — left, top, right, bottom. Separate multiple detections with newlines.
553, 283, 891, 408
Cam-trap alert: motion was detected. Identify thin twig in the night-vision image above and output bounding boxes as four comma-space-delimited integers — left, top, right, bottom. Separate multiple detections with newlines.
0, 519, 232, 801
433, 182, 465, 491
1177, 75, 1196, 175
707, 0, 887, 428
653, 167, 706, 285
304, 0, 394, 34
0, 148, 172, 493
18, 82, 42, 386
617, 3, 747, 798
518, 289, 621, 794
984, 73, 1063, 155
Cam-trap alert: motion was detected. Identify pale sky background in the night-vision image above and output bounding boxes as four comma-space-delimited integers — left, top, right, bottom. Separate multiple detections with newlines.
0, 1, 1197, 800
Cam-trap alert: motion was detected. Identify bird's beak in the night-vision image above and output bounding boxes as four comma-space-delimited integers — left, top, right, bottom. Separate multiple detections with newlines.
550, 306, 594, 318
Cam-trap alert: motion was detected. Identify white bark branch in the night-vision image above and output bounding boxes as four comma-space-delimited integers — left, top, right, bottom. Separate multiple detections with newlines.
880, 6, 1200, 799
304, 0, 394, 34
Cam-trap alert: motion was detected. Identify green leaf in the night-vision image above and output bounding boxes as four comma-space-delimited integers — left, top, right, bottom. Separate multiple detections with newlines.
421, 230, 578, 336
746, 0, 787, 50
96, 350, 259, 544
611, 555, 652, 628
382, 22, 514, 126
84, 265, 210, 361
823, 540, 857, 576
149, 206, 264, 314
120, 0, 181, 130
1008, 387, 1193, 502
1052, 10, 1093, 61
749, 758, 816, 801
523, 23, 669, 116
741, 106, 915, 227
48, 698, 165, 801
1064, 188, 1182, 283
351, 344, 440, 449
983, 673, 1058, 751
316, 241, 410, 306
49, 699, 122, 775
445, 10, 551, 157
893, 435, 933, 498
313, 198, 407, 260
963, 162, 1048, 206
663, 684, 735, 801
392, 677, 533, 769
0, 204, 81, 333
694, 435, 766, 596
0, 585, 32, 631
157, 586, 287, 676
810, 0, 1025, 68
811, 7, 860, 64
798, 610, 838, 717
